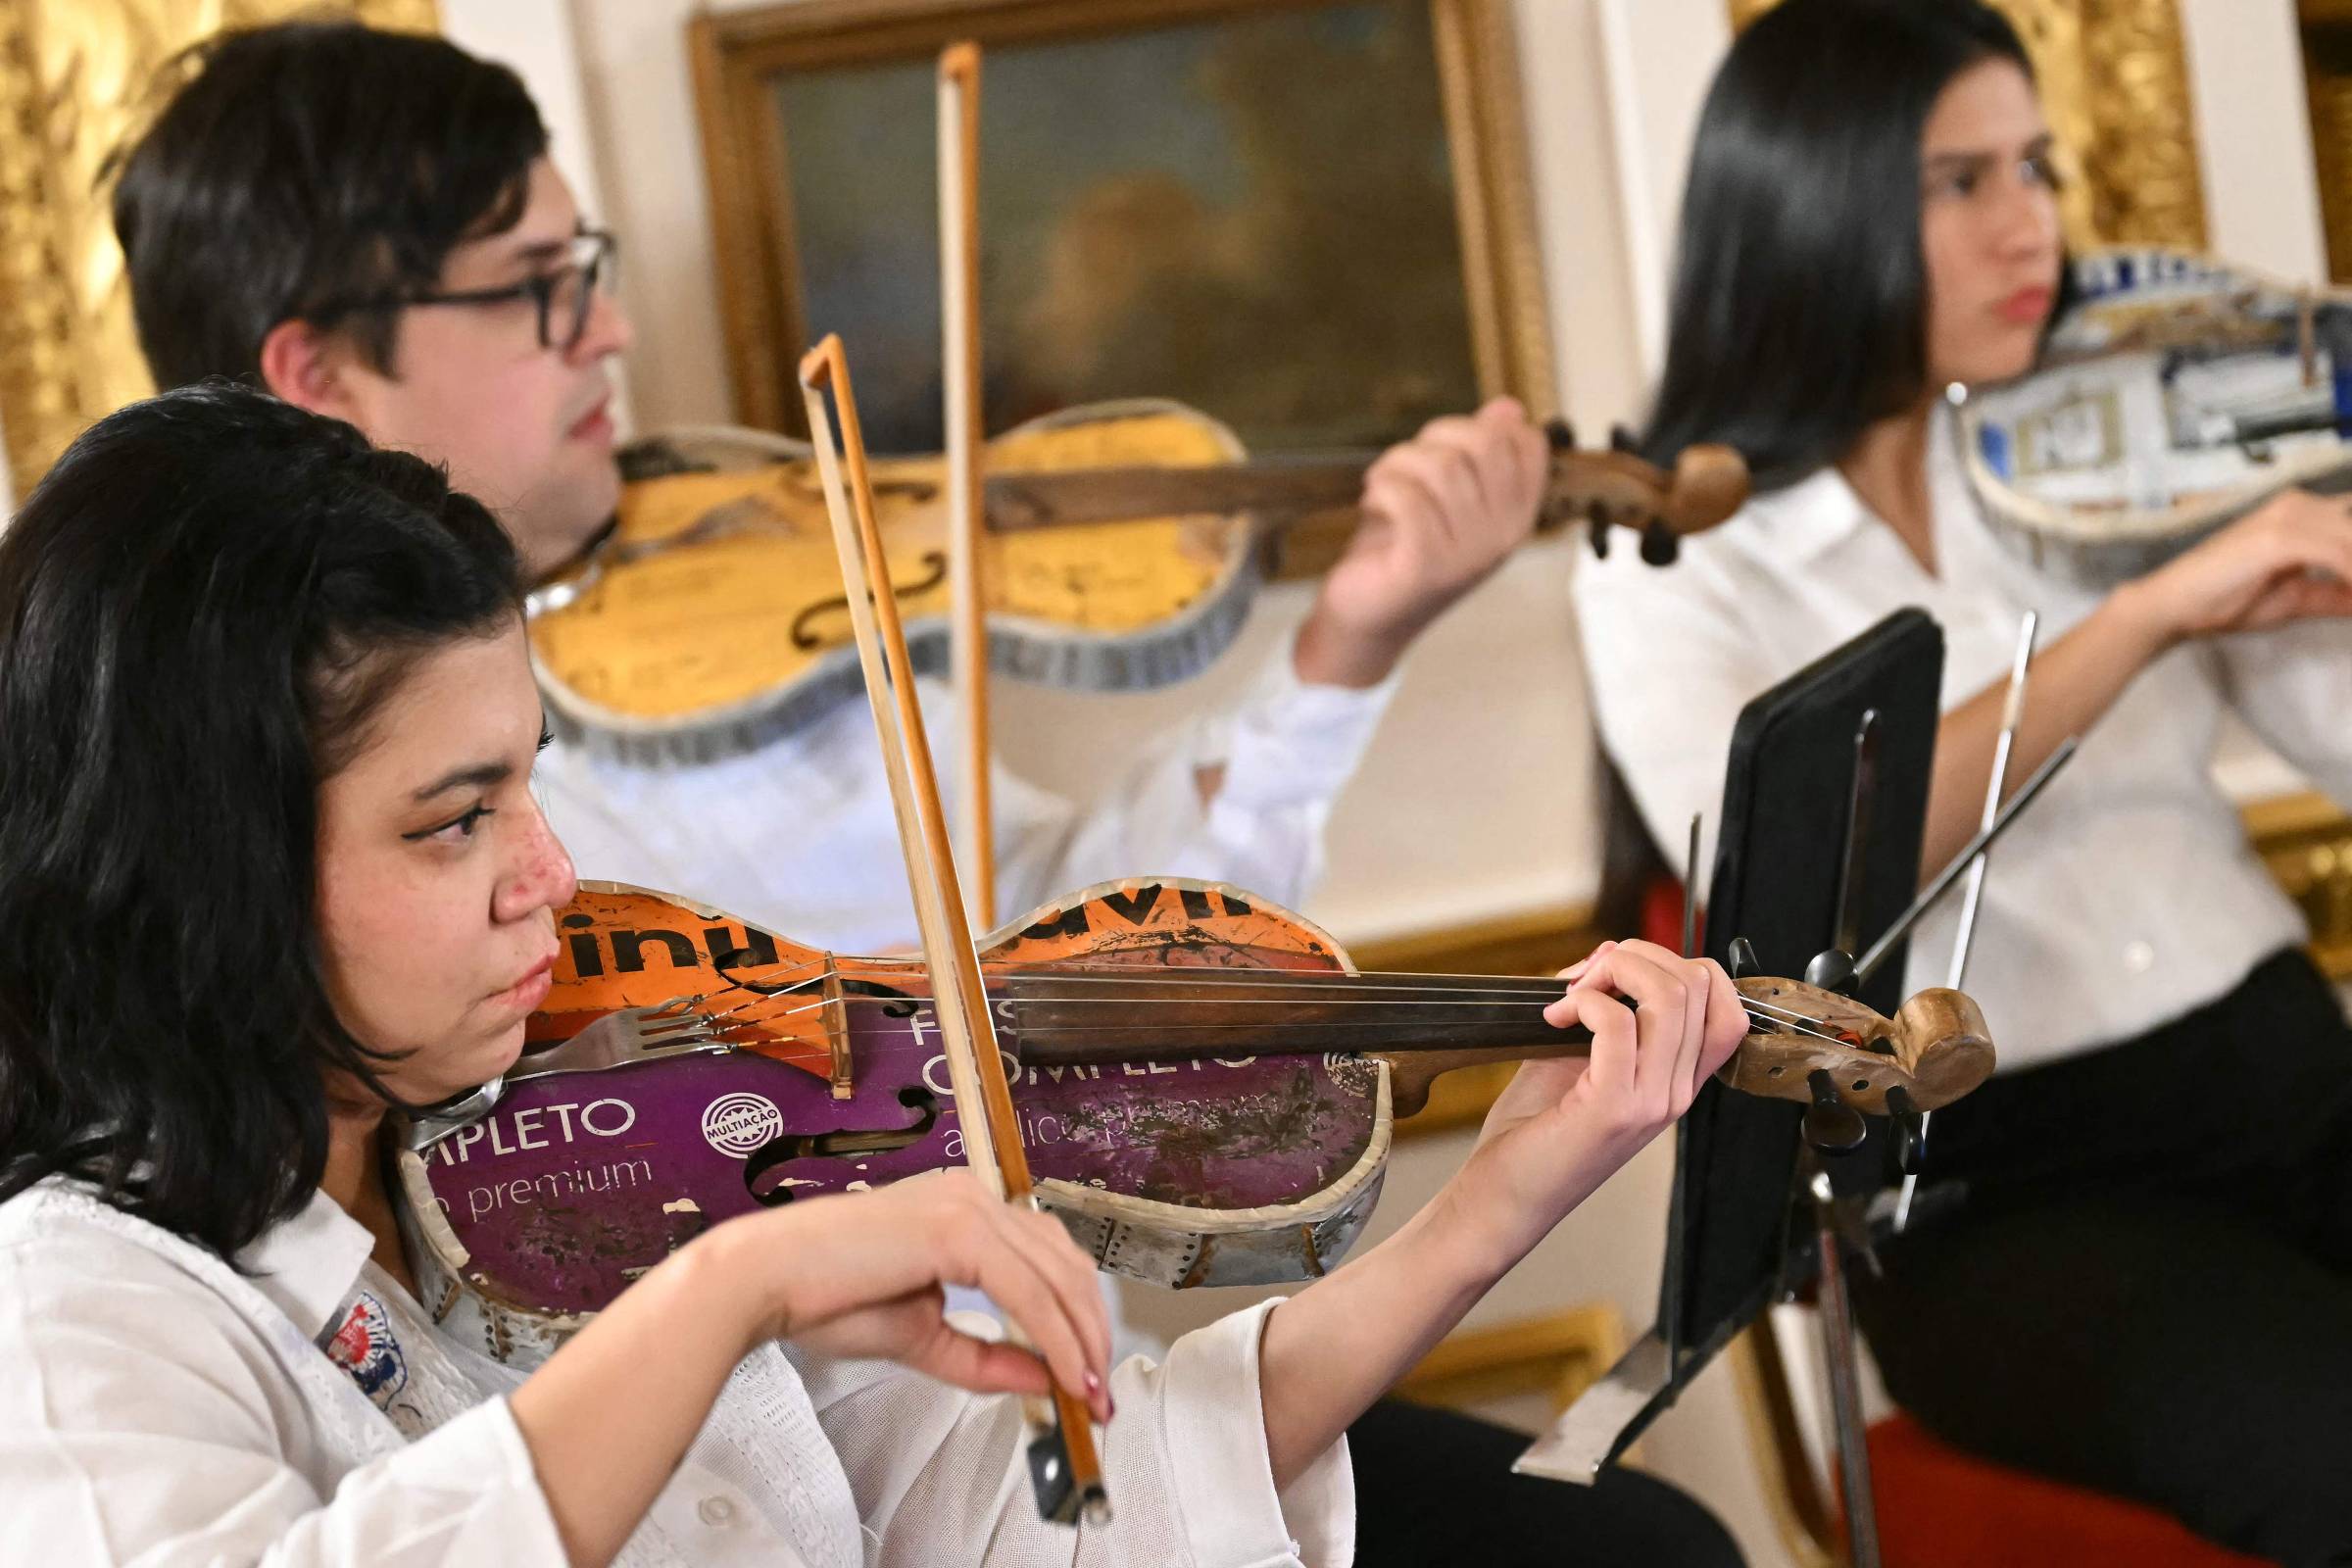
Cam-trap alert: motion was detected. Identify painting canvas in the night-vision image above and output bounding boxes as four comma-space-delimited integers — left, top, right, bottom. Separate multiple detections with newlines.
742, 2, 1492, 454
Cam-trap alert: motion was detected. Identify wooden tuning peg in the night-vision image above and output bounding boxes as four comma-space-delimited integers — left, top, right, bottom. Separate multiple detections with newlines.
1803, 1068, 1867, 1152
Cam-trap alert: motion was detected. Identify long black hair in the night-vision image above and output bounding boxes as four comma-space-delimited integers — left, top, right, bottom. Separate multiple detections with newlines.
110, 21, 548, 387
1640, 0, 2040, 490
0, 381, 521, 1258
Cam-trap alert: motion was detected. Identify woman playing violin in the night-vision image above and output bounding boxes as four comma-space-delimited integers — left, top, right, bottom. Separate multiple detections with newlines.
0, 382, 1746, 1567
101, 25, 1766, 1566
1578, 1, 2352, 1558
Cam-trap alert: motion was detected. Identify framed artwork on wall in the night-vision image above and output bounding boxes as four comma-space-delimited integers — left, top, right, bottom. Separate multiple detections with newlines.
689, 0, 1553, 451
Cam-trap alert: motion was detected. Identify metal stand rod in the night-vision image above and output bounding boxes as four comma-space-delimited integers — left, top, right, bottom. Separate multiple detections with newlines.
1661, 813, 1703, 1371
1897, 612, 2036, 1231
1809, 1157, 1881, 1568
1850, 734, 2076, 990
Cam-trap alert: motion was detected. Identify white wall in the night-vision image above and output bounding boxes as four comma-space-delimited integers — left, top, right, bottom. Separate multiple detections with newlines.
2180, 0, 2327, 281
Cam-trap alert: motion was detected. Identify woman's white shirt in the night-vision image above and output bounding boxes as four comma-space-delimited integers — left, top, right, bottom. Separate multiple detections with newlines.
1574, 410, 2352, 1071
0, 1180, 1351, 1567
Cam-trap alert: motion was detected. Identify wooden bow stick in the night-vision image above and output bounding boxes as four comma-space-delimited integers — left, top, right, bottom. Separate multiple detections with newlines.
798, 333, 1109, 1527
938, 40, 994, 927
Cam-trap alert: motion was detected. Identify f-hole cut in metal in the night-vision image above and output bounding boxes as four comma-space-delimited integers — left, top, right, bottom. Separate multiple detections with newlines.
791, 551, 950, 649
743, 1086, 941, 1205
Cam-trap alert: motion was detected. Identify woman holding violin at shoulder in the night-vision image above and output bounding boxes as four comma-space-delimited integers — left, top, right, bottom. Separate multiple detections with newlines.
1577, 1, 2352, 1559
0, 382, 1747, 1567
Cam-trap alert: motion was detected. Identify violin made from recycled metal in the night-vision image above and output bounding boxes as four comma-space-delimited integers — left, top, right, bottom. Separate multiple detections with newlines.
399, 326, 1943, 1524
1961, 247, 2352, 584
391, 875, 1995, 1362
525, 409, 1751, 765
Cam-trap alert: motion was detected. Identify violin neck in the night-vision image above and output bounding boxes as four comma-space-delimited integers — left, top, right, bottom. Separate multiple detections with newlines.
999, 968, 1583, 1069
982, 453, 1376, 532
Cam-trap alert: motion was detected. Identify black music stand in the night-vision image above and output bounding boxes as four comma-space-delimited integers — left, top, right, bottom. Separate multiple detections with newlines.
1517, 610, 1945, 1516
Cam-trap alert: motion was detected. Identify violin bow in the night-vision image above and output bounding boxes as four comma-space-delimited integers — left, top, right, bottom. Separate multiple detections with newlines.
798, 334, 1109, 1527
938, 40, 996, 928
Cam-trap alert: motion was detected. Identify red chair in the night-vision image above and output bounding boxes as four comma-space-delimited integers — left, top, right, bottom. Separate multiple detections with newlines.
1868, 1413, 2269, 1568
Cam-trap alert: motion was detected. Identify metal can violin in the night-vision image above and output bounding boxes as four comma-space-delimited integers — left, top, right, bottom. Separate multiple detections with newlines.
1961, 246, 2352, 584
526, 409, 1751, 765
393, 874, 1992, 1363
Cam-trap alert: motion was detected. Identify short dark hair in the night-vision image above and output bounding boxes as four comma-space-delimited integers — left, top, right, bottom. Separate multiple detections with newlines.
0, 382, 522, 1259
1641, 0, 2055, 490
111, 20, 548, 388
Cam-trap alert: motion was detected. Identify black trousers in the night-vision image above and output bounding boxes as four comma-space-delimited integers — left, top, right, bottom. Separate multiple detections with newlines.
1348, 1399, 1744, 1567
1853, 949, 2352, 1568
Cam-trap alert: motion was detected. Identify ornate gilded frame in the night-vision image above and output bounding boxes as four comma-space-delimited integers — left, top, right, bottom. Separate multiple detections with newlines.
1728, 0, 2209, 253
688, 0, 1555, 437
0, 0, 439, 497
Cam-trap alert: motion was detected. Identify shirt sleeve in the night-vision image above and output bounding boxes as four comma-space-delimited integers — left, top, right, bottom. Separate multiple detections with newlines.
0, 1236, 566, 1568
1569, 542, 1760, 889
795, 1300, 1353, 1567
994, 646, 1398, 920
2209, 618, 2352, 807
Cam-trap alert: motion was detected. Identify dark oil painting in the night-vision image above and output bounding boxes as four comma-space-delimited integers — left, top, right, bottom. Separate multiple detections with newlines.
772, 2, 1481, 453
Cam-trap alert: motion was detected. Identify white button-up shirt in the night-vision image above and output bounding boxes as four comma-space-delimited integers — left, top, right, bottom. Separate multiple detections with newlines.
1575, 412, 2352, 1071
0, 1180, 1351, 1567
537, 653, 1395, 955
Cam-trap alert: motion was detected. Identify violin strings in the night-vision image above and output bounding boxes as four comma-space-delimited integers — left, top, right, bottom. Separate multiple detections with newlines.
625, 947, 1857, 1022
683, 990, 1864, 1053
688, 972, 1851, 1033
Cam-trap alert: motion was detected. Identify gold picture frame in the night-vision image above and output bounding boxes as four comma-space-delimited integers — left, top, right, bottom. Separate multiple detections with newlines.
0, 0, 439, 496
688, 0, 1554, 447
1727, 0, 2208, 253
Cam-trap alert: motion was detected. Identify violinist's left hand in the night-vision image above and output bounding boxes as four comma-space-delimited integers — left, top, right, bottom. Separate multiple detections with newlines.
1291, 397, 1546, 688
1250, 937, 1745, 1488
1444, 939, 1747, 1274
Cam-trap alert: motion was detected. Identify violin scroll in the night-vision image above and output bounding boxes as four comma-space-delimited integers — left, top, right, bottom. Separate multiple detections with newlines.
1543, 417, 1750, 564
1720, 976, 1994, 1116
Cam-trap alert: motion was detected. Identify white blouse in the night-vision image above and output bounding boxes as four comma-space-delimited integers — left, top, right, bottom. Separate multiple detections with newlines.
537, 652, 1396, 956
1574, 410, 2352, 1071
0, 1180, 1351, 1567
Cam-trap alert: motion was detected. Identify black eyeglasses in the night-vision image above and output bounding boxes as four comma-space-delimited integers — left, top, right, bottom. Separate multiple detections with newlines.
319, 229, 619, 353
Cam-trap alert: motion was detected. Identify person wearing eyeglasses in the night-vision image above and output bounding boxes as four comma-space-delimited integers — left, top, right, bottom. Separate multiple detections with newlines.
100, 20, 1743, 1568
110, 20, 1546, 959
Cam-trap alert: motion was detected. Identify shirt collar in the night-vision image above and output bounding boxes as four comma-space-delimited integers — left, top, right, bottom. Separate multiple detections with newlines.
1742, 464, 1874, 566
1742, 408, 1964, 568
237, 1188, 377, 1340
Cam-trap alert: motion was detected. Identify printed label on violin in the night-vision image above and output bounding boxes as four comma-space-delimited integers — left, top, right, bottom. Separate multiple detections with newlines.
701, 1093, 786, 1157
419, 878, 1384, 1315
420, 982, 1375, 1313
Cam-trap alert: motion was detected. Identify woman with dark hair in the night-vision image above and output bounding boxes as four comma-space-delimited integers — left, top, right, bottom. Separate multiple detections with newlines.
0, 381, 1749, 1566
1578, 0, 2352, 1558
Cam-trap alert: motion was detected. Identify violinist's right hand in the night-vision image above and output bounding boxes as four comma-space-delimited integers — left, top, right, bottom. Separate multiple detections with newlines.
720, 1170, 1113, 1422
2117, 488, 2352, 645
509, 1171, 1110, 1568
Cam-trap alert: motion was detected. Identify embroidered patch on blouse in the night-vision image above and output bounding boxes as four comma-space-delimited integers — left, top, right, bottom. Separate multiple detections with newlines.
322, 1290, 410, 1410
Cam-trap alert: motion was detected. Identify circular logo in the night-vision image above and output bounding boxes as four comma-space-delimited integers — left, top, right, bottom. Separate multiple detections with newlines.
701, 1092, 785, 1157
